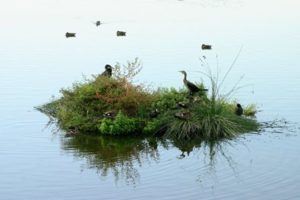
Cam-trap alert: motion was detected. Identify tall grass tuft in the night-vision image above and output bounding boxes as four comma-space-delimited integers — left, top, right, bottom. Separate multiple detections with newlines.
158, 48, 259, 140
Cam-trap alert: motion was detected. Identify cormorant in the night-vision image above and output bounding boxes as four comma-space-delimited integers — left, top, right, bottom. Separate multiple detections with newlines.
235, 104, 243, 116
116, 31, 126, 36
65, 32, 76, 38
95, 21, 101, 26
100, 64, 113, 77
179, 70, 208, 95
201, 44, 212, 50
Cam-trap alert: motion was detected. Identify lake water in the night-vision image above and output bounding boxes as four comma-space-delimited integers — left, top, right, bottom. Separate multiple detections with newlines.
1, 0, 300, 199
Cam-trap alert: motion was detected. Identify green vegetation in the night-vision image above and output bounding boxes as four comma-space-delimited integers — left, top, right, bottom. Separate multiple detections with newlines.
37, 58, 259, 140
99, 111, 144, 135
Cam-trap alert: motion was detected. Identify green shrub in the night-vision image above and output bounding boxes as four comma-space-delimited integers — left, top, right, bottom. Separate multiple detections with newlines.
98, 111, 143, 135
152, 88, 186, 111
38, 59, 155, 132
143, 117, 170, 135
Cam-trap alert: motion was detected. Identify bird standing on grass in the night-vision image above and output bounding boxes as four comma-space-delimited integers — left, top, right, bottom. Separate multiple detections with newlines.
176, 101, 189, 108
149, 109, 160, 118
174, 111, 191, 120
235, 104, 243, 116
179, 70, 208, 95
103, 110, 116, 118
100, 65, 113, 77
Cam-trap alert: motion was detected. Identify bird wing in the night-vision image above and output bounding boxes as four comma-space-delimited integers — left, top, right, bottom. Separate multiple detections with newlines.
186, 80, 200, 92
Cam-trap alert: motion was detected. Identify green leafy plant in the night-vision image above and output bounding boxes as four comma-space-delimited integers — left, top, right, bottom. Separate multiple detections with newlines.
98, 111, 143, 135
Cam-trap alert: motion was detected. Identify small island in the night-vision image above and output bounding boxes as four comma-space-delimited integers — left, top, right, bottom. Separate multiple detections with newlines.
37, 58, 259, 140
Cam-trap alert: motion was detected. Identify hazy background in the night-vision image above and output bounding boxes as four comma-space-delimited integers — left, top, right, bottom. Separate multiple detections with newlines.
1, 0, 300, 199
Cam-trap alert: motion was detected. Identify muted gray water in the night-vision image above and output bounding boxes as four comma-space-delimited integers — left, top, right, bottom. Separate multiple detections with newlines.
1, 0, 300, 199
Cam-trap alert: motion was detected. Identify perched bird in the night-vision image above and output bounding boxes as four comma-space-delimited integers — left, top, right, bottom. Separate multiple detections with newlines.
174, 111, 191, 120
201, 44, 212, 50
176, 101, 189, 108
179, 70, 208, 95
65, 127, 78, 137
103, 110, 116, 118
65, 32, 76, 38
149, 109, 160, 118
100, 64, 113, 77
235, 104, 243, 116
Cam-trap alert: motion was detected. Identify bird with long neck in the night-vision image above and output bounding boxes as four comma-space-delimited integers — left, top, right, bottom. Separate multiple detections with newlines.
179, 70, 208, 95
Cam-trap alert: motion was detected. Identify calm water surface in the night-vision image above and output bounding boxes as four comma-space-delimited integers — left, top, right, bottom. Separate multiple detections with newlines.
1, 0, 300, 199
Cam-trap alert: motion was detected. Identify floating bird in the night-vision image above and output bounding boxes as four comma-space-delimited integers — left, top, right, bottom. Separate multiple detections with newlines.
116, 31, 126, 36
103, 110, 116, 118
202, 44, 212, 50
100, 64, 113, 77
65, 32, 76, 38
95, 20, 102, 26
179, 70, 208, 95
235, 103, 243, 116
149, 109, 160, 118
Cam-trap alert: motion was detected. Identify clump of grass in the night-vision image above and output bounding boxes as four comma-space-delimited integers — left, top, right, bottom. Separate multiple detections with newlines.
195, 102, 258, 139
149, 49, 259, 140
243, 104, 258, 116
152, 98, 258, 140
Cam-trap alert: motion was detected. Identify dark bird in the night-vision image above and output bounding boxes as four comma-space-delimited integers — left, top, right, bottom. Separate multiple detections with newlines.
235, 103, 243, 116
201, 44, 212, 50
176, 101, 189, 108
116, 31, 126, 36
179, 70, 208, 95
103, 110, 116, 118
95, 20, 101, 26
100, 64, 113, 77
149, 109, 160, 118
65, 32, 76, 38
65, 127, 78, 137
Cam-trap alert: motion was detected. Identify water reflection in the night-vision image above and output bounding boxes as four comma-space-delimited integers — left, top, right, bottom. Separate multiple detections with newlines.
170, 137, 240, 177
61, 134, 242, 185
61, 135, 159, 184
